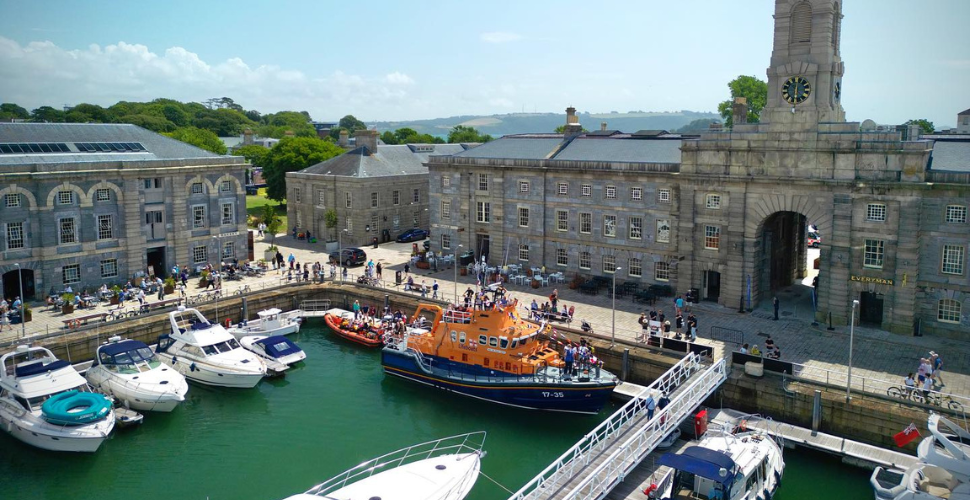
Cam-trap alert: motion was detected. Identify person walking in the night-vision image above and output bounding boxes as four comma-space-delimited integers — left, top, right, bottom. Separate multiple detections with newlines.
773, 296, 780, 321
432, 280, 439, 299
376, 262, 383, 279
931, 352, 944, 387
645, 392, 657, 420
404, 262, 410, 276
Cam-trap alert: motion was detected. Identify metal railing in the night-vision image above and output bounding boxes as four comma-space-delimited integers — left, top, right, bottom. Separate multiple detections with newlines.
299, 299, 332, 312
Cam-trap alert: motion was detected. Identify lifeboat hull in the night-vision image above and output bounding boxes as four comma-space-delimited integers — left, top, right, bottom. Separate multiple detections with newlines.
323, 313, 384, 348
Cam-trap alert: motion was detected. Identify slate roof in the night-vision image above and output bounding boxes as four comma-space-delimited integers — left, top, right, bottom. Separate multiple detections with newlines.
959, 108, 970, 116
300, 143, 468, 177
555, 136, 682, 163
454, 136, 564, 160
0, 123, 231, 166
929, 139, 970, 172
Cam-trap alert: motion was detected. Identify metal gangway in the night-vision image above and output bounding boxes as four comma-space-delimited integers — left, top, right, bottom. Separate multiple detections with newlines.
509, 352, 728, 500
294, 299, 332, 318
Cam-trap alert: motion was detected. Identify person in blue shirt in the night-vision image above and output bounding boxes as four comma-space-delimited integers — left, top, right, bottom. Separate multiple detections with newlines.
563, 344, 575, 378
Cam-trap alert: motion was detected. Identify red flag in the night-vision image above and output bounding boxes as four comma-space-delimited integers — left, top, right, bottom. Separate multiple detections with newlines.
893, 423, 921, 447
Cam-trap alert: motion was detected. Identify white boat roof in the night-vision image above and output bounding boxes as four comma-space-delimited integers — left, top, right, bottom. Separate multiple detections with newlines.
0, 347, 86, 397
168, 308, 235, 346
258, 308, 283, 317
695, 430, 780, 477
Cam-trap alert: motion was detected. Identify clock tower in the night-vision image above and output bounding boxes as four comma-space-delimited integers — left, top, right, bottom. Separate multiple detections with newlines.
760, 0, 846, 128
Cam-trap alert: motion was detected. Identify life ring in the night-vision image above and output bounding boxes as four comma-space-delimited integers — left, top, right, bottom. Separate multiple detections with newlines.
41, 390, 112, 425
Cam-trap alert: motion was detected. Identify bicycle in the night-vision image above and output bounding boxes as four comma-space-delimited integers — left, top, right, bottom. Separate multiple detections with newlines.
234, 285, 251, 296
887, 385, 919, 402
914, 390, 965, 413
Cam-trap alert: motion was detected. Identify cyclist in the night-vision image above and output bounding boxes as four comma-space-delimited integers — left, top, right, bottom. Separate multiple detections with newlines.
904, 373, 916, 399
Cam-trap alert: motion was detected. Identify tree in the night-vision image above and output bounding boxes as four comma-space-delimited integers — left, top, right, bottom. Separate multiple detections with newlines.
121, 114, 177, 133
323, 208, 338, 242
262, 137, 344, 201
338, 114, 367, 132
165, 127, 228, 155
262, 204, 282, 244
717, 75, 768, 128
0, 103, 29, 120
904, 119, 935, 135
554, 124, 588, 133
447, 125, 493, 143
675, 118, 721, 133
380, 131, 400, 145
234, 144, 269, 167
69, 103, 109, 122
30, 106, 65, 123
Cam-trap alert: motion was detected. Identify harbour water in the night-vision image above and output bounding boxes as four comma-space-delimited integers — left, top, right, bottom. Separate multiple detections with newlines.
0, 322, 873, 499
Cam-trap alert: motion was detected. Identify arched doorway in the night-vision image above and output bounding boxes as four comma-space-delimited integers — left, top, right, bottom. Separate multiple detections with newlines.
753, 211, 820, 316
2, 268, 36, 302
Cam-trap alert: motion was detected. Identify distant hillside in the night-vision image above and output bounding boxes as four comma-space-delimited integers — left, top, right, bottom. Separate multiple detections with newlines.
371, 110, 720, 137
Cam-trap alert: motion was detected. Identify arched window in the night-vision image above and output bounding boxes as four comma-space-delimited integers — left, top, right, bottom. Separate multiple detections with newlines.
790, 2, 813, 45
831, 3, 841, 51
938, 299, 961, 324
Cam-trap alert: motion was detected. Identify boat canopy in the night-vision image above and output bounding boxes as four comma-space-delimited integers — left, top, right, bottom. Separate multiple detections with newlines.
658, 446, 738, 487
255, 336, 302, 358
98, 340, 154, 365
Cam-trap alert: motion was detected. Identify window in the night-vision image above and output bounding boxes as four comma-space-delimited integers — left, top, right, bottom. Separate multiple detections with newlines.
478, 173, 488, 191
220, 180, 231, 193
97, 215, 113, 240
371, 192, 378, 208
864, 239, 884, 268
345, 193, 352, 208
441, 201, 451, 220
62, 264, 80, 285
223, 241, 234, 259
412, 213, 419, 227
191, 182, 203, 195
606, 186, 616, 199
518, 207, 529, 227
318, 190, 326, 206
221, 203, 235, 225
518, 244, 529, 261
442, 176, 451, 188
193, 205, 206, 228
100, 259, 118, 278
476, 202, 490, 223
631, 187, 642, 201
603, 254, 616, 273
946, 205, 967, 224
441, 234, 451, 250
938, 299, 961, 324
656, 262, 670, 282
942, 245, 965, 275
704, 225, 720, 250
630, 217, 642, 239
59, 217, 76, 244
294, 188, 301, 203
413, 189, 420, 203
4, 193, 19, 207
95, 188, 110, 202
582, 184, 591, 197
556, 248, 568, 267
558, 182, 568, 195
866, 203, 886, 222
580, 251, 591, 270
144, 178, 162, 190
296, 211, 303, 229
6, 222, 24, 249
629, 258, 642, 277
347, 218, 353, 232
519, 181, 530, 193
393, 191, 400, 205
790, 1, 813, 44
580, 213, 592, 234
706, 194, 721, 209
58, 190, 73, 205
556, 210, 568, 232
657, 219, 671, 243
659, 188, 671, 203
193, 246, 207, 264
603, 215, 616, 237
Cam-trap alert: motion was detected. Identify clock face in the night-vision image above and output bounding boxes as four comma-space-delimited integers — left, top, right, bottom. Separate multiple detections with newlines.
834, 81, 841, 101
782, 76, 812, 104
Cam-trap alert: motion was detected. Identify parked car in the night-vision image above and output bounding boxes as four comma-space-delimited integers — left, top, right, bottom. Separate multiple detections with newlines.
807, 232, 821, 248
329, 247, 367, 266
396, 228, 429, 243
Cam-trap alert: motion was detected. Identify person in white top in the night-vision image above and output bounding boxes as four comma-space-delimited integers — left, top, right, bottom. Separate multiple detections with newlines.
904, 373, 916, 398
922, 375, 934, 400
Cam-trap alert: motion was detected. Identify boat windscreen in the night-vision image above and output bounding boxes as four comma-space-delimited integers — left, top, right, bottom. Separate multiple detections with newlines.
255, 336, 302, 358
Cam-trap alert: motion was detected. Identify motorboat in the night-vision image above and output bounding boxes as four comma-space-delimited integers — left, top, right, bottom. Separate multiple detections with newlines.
281, 431, 486, 500
84, 336, 189, 412
657, 427, 682, 450
154, 308, 267, 388
228, 308, 301, 340
239, 335, 306, 375
918, 413, 970, 477
381, 300, 617, 414
657, 422, 785, 500
0, 345, 116, 452
872, 463, 970, 499
323, 308, 384, 347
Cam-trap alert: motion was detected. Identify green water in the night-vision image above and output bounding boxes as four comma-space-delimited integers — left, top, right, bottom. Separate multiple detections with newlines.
0, 323, 874, 499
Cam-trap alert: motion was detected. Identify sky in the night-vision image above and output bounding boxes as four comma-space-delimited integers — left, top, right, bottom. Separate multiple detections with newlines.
0, 0, 967, 127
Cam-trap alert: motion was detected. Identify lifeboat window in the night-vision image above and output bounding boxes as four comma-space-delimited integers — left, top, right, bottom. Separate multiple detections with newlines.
459, 332, 466, 344
500, 337, 509, 349
484, 358, 489, 367
479, 335, 487, 345
450, 330, 457, 342
505, 362, 511, 370
510, 339, 518, 349
489, 337, 498, 347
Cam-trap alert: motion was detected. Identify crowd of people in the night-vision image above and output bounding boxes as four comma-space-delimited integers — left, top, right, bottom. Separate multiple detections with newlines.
904, 351, 944, 399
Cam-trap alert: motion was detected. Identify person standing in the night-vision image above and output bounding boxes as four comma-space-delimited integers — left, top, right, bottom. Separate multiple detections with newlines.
404, 262, 410, 276
931, 352, 944, 387
563, 343, 575, 378
353, 300, 361, 319
432, 280, 439, 299
376, 262, 383, 279
675, 295, 684, 316
773, 296, 780, 321
904, 373, 917, 399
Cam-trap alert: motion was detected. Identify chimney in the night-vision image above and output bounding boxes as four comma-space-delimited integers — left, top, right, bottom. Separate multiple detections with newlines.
732, 97, 748, 125
600, 122, 607, 131
243, 128, 254, 145
338, 129, 349, 147
563, 106, 583, 139
565, 107, 579, 125
355, 129, 379, 155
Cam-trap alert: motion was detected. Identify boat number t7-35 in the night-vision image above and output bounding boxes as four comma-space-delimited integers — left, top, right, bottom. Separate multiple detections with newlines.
542, 392, 564, 398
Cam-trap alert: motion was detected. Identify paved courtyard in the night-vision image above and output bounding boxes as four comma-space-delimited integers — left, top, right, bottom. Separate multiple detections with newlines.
4, 232, 967, 408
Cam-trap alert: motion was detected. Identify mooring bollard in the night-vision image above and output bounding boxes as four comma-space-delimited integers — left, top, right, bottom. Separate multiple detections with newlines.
827, 311, 834, 331
622, 348, 630, 381
812, 390, 822, 432
241, 297, 248, 320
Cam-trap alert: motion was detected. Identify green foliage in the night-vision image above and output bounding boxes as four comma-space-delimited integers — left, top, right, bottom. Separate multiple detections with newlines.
71, 103, 110, 122
675, 118, 721, 133
257, 111, 316, 138
0, 103, 29, 119
323, 208, 338, 229
553, 124, 588, 133
165, 127, 229, 155
338, 115, 367, 132
30, 106, 65, 123
235, 144, 269, 167
904, 119, 935, 134
447, 125, 493, 143
261, 204, 279, 226
121, 114, 177, 133
262, 137, 344, 201
717, 75, 768, 128
380, 127, 444, 145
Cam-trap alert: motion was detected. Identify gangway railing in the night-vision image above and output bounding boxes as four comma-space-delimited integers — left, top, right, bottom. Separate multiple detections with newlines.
508, 352, 706, 500
299, 299, 331, 312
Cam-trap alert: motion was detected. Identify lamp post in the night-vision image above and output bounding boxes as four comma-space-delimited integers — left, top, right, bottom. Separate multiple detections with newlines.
454, 244, 463, 304
14, 263, 25, 338
611, 267, 621, 348
846, 299, 859, 402
337, 228, 348, 281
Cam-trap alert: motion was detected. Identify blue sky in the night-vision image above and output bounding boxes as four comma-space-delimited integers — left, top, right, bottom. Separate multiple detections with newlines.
0, 0, 967, 127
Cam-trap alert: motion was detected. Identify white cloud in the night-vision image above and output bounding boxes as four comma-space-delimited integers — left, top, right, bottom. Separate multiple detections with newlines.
480, 32, 523, 44
488, 98, 514, 108
384, 72, 415, 85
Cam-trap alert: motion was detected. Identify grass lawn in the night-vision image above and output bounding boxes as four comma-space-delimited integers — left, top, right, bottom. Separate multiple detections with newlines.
246, 188, 287, 230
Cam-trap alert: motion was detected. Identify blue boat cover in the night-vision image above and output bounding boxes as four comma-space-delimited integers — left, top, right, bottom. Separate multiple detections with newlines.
99, 340, 149, 357
255, 336, 302, 358
99, 340, 154, 365
658, 446, 737, 487
16, 360, 70, 377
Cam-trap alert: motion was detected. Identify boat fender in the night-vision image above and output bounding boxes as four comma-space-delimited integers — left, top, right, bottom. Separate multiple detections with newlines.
763, 488, 772, 500
190, 363, 197, 372
774, 470, 781, 488
171, 356, 178, 365
642, 483, 658, 498
224, 318, 232, 328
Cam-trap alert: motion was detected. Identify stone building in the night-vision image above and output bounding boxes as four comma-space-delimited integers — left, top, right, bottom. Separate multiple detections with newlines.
957, 108, 970, 134
427, 0, 970, 338
0, 123, 249, 301
285, 130, 470, 248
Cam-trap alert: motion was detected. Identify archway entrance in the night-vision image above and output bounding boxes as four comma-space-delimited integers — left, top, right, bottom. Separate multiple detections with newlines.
753, 211, 820, 317
2, 269, 36, 301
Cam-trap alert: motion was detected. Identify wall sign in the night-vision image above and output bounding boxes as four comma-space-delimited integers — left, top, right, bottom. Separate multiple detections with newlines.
850, 275, 894, 286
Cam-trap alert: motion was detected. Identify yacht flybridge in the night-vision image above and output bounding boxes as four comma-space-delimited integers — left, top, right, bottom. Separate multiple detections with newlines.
85, 337, 189, 412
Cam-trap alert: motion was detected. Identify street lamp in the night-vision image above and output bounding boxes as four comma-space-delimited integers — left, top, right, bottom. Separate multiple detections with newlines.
337, 228, 348, 281
14, 263, 25, 338
454, 244, 463, 304
611, 267, 621, 348
846, 299, 859, 402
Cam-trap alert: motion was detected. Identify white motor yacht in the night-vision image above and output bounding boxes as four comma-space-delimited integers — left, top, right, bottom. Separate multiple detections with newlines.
657, 422, 785, 500
918, 413, 970, 477
154, 308, 267, 388
281, 432, 485, 500
239, 335, 306, 375
872, 462, 970, 500
228, 308, 301, 340
0, 345, 116, 452
85, 337, 189, 412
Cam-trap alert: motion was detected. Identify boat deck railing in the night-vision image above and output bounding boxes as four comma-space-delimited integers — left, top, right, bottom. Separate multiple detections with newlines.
301, 431, 486, 497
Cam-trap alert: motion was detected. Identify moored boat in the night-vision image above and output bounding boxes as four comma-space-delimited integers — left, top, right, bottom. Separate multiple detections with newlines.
239, 335, 306, 376
228, 308, 301, 340
872, 463, 970, 500
380, 300, 617, 414
918, 413, 970, 477
323, 308, 384, 347
85, 336, 189, 412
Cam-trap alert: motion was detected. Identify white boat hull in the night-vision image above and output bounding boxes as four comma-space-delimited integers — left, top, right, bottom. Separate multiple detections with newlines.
0, 400, 115, 453
155, 352, 263, 389
85, 367, 188, 413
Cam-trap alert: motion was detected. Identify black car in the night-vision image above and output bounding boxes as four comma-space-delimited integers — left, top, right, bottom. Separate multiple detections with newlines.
329, 247, 367, 266
396, 228, 429, 243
